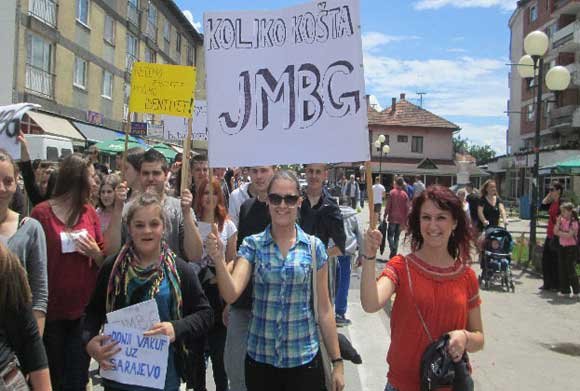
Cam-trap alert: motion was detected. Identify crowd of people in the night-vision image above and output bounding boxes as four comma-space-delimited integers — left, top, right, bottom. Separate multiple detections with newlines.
1, 136, 575, 391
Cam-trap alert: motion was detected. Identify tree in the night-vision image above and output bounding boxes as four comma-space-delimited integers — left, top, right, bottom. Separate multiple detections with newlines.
452, 135, 496, 165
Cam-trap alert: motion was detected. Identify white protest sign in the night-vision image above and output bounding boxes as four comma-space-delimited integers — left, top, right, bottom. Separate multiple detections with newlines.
204, 0, 369, 167
101, 324, 169, 390
162, 100, 207, 142
106, 299, 160, 331
0, 103, 40, 160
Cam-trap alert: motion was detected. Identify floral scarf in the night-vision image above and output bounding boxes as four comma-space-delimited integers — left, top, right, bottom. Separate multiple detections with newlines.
106, 240, 183, 320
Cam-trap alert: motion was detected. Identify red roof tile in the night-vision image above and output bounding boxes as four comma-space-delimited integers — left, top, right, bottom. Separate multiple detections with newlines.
368, 98, 459, 130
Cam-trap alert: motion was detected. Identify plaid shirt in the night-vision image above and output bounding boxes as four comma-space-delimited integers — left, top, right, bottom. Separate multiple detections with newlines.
238, 224, 328, 368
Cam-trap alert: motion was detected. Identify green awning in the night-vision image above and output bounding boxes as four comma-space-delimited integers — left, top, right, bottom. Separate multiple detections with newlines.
151, 143, 177, 161
94, 136, 149, 155
554, 158, 580, 175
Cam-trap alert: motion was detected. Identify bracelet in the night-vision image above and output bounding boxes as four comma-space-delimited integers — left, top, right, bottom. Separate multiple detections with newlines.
331, 357, 343, 365
462, 330, 469, 350
361, 254, 376, 261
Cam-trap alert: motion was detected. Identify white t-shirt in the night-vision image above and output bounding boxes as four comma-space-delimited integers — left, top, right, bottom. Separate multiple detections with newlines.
198, 219, 237, 267
228, 182, 251, 227
372, 184, 386, 204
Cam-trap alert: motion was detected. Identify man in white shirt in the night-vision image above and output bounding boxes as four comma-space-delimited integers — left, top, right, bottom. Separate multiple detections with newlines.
372, 176, 386, 221
413, 175, 426, 198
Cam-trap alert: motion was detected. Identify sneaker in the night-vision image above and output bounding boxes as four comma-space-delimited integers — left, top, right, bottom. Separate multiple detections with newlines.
335, 314, 352, 327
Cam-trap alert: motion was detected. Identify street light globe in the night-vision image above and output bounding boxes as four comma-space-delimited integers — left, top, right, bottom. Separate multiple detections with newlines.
374, 139, 381, 149
546, 66, 571, 91
382, 145, 391, 154
524, 30, 549, 57
378, 134, 386, 143
517, 55, 536, 78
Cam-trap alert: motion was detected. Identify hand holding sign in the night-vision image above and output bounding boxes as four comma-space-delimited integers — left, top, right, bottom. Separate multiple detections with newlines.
143, 322, 176, 343
87, 335, 122, 370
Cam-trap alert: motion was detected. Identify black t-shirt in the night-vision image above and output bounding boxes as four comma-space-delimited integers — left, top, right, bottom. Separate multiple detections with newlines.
0, 306, 48, 375
232, 197, 270, 310
466, 193, 480, 223
480, 196, 503, 227
300, 188, 346, 254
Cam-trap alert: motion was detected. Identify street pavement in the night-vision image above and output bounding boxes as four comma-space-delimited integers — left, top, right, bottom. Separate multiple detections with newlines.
91, 203, 580, 390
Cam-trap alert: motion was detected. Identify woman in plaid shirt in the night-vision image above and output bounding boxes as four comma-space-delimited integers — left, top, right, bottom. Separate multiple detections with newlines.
206, 170, 344, 391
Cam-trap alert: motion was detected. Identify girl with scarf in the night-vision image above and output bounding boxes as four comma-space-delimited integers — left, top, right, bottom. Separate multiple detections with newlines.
83, 193, 213, 390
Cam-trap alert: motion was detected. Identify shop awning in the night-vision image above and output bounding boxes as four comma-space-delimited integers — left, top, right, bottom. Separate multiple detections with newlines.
73, 121, 123, 143
554, 158, 580, 175
27, 111, 86, 145
94, 136, 150, 155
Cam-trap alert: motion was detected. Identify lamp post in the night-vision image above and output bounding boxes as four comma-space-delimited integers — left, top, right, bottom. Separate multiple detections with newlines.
517, 30, 571, 264
374, 134, 390, 183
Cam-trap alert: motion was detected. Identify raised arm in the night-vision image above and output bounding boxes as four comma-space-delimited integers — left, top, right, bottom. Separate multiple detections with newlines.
360, 229, 396, 313
103, 182, 127, 256
180, 189, 202, 261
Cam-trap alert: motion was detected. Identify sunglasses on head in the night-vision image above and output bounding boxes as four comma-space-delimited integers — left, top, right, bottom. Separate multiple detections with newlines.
268, 193, 299, 206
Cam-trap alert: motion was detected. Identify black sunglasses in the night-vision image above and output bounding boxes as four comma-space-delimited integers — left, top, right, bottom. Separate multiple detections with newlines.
268, 193, 299, 206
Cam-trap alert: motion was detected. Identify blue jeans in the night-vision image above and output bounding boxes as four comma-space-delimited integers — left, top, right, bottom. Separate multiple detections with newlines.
224, 307, 251, 391
387, 223, 401, 258
335, 255, 352, 317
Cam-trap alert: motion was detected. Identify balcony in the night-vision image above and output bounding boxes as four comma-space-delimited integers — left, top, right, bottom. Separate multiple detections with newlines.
29, 0, 57, 28
25, 64, 54, 99
145, 21, 158, 43
552, 0, 580, 16
552, 20, 580, 51
127, 2, 139, 27
565, 63, 580, 86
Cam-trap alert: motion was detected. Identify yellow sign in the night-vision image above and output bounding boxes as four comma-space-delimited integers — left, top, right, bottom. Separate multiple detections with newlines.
129, 62, 196, 118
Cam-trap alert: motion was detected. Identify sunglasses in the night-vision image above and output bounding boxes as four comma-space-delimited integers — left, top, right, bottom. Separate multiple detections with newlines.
268, 193, 299, 206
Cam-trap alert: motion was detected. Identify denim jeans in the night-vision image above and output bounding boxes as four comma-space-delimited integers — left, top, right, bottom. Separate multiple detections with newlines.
335, 255, 352, 317
387, 223, 401, 258
224, 307, 251, 391
0, 360, 29, 391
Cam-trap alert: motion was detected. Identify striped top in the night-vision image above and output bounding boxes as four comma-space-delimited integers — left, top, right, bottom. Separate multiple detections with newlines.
238, 224, 328, 368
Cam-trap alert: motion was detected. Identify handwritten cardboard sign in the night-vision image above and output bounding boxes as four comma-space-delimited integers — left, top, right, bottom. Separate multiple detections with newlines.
101, 324, 169, 389
162, 100, 207, 142
129, 63, 196, 118
204, 0, 369, 166
0, 103, 40, 160
106, 299, 160, 331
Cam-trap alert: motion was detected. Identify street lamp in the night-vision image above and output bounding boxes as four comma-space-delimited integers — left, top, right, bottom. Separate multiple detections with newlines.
374, 134, 390, 183
517, 30, 571, 264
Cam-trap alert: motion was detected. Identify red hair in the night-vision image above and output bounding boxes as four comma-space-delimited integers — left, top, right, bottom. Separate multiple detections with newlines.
194, 178, 228, 232
406, 185, 474, 262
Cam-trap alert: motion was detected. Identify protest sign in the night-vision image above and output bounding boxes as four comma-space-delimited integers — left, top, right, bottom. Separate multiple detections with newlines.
106, 299, 160, 331
0, 103, 40, 159
130, 122, 148, 137
129, 63, 196, 118
101, 324, 169, 390
204, 0, 369, 167
162, 100, 207, 142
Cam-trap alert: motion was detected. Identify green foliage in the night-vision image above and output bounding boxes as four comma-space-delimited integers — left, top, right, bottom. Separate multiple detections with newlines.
453, 135, 497, 165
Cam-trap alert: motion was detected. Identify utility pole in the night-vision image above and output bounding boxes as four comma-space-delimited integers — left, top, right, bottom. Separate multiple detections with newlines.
417, 92, 427, 107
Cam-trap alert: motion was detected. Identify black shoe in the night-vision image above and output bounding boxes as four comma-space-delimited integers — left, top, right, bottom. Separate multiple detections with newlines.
335, 314, 352, 327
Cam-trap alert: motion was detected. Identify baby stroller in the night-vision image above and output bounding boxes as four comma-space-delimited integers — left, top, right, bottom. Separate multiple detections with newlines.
478, 226, 515, 292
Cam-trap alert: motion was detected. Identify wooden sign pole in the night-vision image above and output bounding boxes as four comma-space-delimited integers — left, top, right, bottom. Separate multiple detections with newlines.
180, 118, 193, 195
122, 112, 132, 182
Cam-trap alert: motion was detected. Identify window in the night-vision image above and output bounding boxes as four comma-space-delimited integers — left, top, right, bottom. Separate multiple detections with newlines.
29, 0, 58, 27
127, 0, 139, 26
164, 21, 171, 42
74, 57, 87, 89
104, 15, 115, 45
146, 1, 157, 41
144, 47, 156, 63
527, 104, 535, 121
76, 0, 89, 25
546, 23, 558, 38
397, 135, 408, 143
187, 44, 194, 65
126, 33, 138, 71
532, 5, 538, 21
176, 33, 181, 53
411, 136, 424, 153
26, 33, 54, 97
102, 70, 113, 98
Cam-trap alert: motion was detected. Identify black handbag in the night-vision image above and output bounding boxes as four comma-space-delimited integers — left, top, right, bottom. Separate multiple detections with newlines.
403, 257, 474, 391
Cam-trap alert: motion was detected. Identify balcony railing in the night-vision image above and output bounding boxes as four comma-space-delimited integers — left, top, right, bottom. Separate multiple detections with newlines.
146, 20, 158, 43
126, 54, 137, 72
127, 2, 139, 27
29, 0, 57, 28
25, 64, 54, 98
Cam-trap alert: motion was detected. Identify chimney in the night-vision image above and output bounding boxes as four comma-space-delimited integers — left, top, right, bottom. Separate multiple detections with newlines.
391, 97, 396, 113
400, 93, 406, 100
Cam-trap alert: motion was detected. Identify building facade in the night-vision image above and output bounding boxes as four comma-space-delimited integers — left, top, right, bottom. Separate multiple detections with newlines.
6, 0, 203, 145
502, 0, 580, 198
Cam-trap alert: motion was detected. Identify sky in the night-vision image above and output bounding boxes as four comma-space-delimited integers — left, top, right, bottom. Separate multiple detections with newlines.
175, 0, 518, 154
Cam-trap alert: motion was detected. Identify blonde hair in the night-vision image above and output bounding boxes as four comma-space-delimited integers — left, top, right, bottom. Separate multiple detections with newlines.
0, 242, 32, 311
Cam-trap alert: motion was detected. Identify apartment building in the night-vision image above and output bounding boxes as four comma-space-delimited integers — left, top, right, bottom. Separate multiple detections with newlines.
4, 0, 203, 146
499, 0, 580, 198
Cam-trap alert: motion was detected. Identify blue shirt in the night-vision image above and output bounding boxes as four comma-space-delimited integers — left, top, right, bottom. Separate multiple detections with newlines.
238, 224, 328, 368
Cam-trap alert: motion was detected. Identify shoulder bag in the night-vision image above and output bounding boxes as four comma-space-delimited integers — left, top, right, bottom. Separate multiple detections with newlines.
311, 236, 333, 391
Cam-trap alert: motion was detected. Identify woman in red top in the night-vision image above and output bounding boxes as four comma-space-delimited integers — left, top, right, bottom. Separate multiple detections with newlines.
360, 185, 484, 391
539, 181, 562, 291
31, 153, 104, 391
